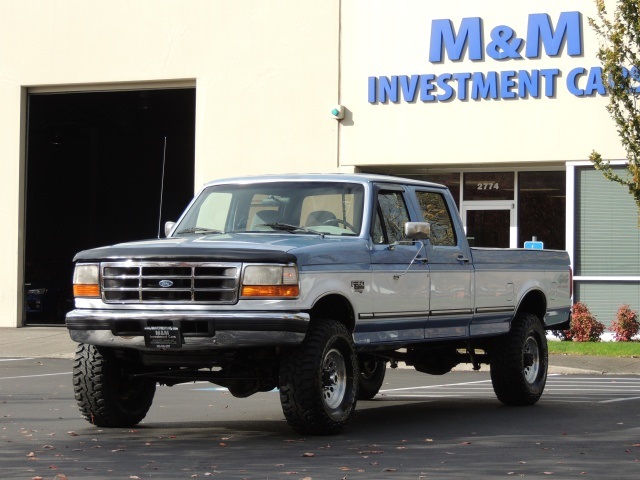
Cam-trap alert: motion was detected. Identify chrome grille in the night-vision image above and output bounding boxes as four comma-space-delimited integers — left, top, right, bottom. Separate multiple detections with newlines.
101, 261, 241, 304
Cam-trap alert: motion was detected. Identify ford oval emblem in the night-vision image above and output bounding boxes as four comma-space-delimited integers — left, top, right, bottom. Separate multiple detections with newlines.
159, 280, 174, 288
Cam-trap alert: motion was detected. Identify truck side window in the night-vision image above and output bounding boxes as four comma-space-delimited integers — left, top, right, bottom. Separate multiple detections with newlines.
375, 191, 410, 244
415, 191, 457, 246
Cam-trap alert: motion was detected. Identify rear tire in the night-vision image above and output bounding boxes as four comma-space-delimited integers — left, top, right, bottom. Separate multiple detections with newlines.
490, 312, 548, 406
357, 358, 386, 400
73, 343, 156, 427
279, 319, 358, 435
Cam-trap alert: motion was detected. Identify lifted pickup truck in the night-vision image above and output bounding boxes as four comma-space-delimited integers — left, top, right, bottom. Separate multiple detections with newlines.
67, 174, 572, 435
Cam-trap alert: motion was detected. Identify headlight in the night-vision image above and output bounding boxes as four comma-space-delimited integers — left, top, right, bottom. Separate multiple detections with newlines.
241, 265, 299, 298
73, 263, 100, 297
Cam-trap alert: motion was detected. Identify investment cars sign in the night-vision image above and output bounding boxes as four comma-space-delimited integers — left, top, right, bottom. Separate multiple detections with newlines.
368, 10, 614, 103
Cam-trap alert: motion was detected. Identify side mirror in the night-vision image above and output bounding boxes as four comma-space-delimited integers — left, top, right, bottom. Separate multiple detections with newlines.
405, 222, 430, 240
164, 221, 176, 237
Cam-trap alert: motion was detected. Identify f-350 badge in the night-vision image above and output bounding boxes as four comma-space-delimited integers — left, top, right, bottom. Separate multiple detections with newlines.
350, 280, 365, 293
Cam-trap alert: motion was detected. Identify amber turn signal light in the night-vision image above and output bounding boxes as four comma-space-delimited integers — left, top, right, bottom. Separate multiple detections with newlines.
241, 285, 299, 298
73, 284, 100, 297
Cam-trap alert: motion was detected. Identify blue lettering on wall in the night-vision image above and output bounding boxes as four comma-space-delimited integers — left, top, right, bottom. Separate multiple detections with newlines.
429, 17, 483, 62
525, 12, 582, 58
368, 69, 569, 103
369, 10, 608, 103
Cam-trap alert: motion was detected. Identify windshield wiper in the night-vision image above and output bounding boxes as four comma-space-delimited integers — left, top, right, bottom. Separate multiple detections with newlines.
175, 227, 224, 235
257, 223, 325, 237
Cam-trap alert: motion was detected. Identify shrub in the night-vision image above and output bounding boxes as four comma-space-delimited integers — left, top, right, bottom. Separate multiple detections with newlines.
568, 302, 605, 342
610, 304, 639, 342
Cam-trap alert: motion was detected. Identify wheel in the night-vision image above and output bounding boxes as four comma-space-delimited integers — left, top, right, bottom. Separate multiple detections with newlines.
490, 312, 548, 406
279, 319, 358, 435
357, 358, 386, 400
73, 343, 156, 427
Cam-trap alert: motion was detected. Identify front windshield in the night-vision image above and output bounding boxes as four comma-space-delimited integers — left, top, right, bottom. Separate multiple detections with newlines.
173, 181, 365, 236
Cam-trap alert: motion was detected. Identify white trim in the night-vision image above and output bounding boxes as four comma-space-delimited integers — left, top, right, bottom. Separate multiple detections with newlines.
575, 276, 640, 282
28, 79, 196, 95
565, 162, 575, 267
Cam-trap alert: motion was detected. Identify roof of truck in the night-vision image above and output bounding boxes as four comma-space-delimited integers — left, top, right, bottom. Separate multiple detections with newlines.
202, 172, 446, 189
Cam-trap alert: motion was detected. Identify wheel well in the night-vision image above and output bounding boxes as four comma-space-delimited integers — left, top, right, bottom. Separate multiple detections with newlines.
516, 290, 546, 323
310, 294, 355, 333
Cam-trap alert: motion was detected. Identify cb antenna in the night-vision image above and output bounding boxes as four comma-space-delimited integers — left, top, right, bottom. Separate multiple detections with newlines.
157, 136, 167, 238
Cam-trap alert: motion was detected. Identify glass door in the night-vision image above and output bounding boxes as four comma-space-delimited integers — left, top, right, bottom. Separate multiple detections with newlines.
461, 172, 517, 248
462, 204, 515, 248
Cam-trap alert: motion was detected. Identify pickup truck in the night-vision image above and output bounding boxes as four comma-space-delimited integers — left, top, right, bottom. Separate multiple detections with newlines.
66, 173, 572, 435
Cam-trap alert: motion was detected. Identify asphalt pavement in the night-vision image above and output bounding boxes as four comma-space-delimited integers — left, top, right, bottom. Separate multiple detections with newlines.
1, 326, 639, 375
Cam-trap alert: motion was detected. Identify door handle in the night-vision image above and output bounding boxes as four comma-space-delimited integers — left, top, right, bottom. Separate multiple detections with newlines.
457, 255, 470, 263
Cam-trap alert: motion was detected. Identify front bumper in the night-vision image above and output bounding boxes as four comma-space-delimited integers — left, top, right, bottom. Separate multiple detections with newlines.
66, 309, 309, 350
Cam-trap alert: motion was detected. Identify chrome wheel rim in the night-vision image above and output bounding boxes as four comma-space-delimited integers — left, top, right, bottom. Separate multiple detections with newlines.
523, 335, 540, 384
322, 348, 347, 409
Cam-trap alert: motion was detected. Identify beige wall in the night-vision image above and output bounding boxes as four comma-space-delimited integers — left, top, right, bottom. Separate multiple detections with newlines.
0, 0, 340, 327
0, 0, 626, 327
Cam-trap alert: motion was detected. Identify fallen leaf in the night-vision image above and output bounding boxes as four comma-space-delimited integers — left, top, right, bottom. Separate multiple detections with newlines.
26, 452, 36, 458
53, 476, 68, 480
302, 452, 315, 457
66, 431, 79, 436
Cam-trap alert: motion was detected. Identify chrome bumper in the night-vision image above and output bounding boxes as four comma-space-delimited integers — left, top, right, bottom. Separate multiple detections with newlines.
66, 309, 309, 350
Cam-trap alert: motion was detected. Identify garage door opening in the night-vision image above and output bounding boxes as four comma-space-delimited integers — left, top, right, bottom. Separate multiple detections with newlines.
24, 88, 196, 325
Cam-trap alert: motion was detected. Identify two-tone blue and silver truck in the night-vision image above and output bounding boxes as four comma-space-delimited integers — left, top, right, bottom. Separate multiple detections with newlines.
66, 174, 572, 434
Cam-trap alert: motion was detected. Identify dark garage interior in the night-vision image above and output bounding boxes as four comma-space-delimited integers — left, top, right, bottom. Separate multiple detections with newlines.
24, 88, 196, 325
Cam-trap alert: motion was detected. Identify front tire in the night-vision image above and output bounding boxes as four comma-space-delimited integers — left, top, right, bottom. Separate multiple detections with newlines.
73, 343, 156, 427
490, 312, 548, 406
279, 319, 358, 435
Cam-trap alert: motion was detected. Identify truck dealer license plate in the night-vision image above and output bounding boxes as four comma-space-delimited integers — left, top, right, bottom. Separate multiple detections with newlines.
143, 326, 182, 349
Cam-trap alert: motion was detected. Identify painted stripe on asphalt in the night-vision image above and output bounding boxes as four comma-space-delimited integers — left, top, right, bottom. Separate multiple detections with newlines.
0, 372, 71, 381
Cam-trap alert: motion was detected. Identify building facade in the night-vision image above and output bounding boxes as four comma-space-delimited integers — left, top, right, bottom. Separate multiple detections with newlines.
0, 0, 638, 328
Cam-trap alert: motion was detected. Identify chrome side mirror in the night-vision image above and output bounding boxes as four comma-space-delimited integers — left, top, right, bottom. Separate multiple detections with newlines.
404, 221, 430, 240
164, 221, 176, 237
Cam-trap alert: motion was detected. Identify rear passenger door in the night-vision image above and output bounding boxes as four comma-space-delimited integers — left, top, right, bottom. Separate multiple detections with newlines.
413, 188, 473, 339
357, 185, 430, 345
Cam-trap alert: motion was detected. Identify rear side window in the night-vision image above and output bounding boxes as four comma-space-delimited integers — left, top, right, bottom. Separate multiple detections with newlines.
416, 191, 457, 246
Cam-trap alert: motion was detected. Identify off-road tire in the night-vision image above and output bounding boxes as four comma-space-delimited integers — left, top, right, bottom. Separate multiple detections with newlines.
357, 358, 386, 400
279, 319, 358, 435
490, 312, 548, 406
73, 343, 156, 427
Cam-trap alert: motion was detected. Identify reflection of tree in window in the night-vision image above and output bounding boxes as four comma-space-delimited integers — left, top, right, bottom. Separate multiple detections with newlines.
416, 192, 456, 246
378, 192, 409, 244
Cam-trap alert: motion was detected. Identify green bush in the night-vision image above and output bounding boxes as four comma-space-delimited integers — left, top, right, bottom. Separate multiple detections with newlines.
610, 304, 639, 342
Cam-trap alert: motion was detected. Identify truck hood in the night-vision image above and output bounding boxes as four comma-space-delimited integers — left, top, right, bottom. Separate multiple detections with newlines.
73, 233, 370, 266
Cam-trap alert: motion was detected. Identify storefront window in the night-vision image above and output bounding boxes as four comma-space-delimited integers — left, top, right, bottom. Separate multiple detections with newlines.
575, 167, 639, 276
517, 171, 566, 250
416, 173, 460, 209
463, 172, 514, 201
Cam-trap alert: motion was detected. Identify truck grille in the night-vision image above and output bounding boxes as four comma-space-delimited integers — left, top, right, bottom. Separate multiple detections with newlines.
101, 261, 241, 304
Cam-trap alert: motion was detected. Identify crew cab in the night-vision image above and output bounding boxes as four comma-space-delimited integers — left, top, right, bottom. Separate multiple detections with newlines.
67, 174, 572, 434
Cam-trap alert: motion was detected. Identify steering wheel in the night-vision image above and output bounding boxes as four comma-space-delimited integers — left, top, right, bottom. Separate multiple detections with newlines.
323, 218, 356, 232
